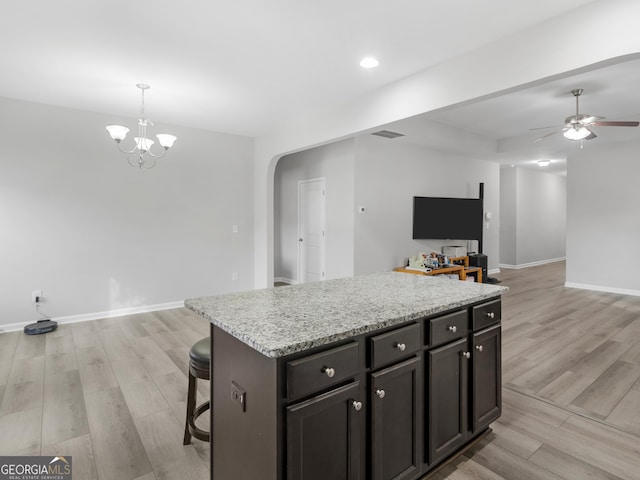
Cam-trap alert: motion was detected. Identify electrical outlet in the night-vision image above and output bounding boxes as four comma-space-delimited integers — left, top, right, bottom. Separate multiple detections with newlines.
232, 272, 239, 281
32, 290, 43, 302
231, 381, 246, 412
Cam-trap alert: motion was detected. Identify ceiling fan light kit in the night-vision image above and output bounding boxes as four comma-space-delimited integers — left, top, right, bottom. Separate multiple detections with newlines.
534, 88, 639, 143
106, 84, 177, 169
563, 125, 591, 140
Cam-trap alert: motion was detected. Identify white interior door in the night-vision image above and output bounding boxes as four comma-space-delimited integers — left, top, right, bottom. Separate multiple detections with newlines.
298, 178, 326, 283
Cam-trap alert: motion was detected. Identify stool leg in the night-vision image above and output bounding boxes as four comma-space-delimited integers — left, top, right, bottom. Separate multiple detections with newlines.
183, 371, 196, 445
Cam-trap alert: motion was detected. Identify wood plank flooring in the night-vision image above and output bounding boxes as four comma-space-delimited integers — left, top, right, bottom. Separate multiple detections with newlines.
0, 262, 638, 479
0, 309, 211, 480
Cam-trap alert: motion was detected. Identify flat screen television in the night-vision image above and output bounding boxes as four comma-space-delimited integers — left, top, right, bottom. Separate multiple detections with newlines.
412, 196, 483, 241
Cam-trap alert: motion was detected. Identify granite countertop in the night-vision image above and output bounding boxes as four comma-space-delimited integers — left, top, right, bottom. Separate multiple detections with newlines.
185, 272, 508, 358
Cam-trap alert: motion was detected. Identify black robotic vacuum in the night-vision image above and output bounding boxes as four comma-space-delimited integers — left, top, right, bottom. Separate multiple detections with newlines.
24, 319, 58, 335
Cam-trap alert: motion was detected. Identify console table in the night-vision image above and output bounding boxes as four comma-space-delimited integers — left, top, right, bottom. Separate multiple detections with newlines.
395, 256, 483, 283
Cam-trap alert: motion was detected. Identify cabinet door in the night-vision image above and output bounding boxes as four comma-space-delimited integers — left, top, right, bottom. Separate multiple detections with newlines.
471, 324, 501, 433
371, 356, 422, 480
287, 381, 364, 480
426, 337, 468, 466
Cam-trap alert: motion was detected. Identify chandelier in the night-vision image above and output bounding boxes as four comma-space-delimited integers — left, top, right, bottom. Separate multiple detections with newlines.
106, 84, 177, 169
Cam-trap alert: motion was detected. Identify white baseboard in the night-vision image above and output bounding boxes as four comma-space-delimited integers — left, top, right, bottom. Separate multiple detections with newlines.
0, 301, 185, 333
274, 277, 297, 285
565, 282, 640, 297
499, 257, 565, 270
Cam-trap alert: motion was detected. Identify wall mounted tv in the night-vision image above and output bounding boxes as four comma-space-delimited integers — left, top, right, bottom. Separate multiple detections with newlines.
412, 196, 483, 241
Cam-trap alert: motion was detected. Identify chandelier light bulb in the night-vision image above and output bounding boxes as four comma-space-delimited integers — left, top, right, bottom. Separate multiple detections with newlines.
134, 137, 154, 152
157, 134, 177, 149
106, 125, 129, 142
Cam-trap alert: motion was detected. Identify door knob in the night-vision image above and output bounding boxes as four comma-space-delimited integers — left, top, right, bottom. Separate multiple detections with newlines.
322, 366, 335, 378
395, 342, 406, 351
462, 352, 471, 359
352, 401, 363, 411
476, 345, 483, 352
448, 325, 457, 333
375, 389, 386, 399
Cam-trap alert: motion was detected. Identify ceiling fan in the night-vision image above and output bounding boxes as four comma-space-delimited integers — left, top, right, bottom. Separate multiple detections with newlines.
534, 88, 639, 142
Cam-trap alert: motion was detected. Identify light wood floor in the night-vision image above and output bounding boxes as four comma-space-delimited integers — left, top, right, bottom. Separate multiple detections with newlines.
0, 309, 212, 480
433, 262, 640, 480
0, 262, 638, 479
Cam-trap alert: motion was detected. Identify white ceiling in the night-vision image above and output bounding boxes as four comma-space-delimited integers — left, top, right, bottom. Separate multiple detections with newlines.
371, 57, 640, 175
0, 0, 598, 139
3, 0, 637, 175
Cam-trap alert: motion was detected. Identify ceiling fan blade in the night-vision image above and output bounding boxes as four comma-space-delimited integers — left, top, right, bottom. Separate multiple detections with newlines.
581, 115, 605, 124
534, 129, 564, 142
585, 131, 597, 140
530, 125, 564, 131
591, 120, 640, 127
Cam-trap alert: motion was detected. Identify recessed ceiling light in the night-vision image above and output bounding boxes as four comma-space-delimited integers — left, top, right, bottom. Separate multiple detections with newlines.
360, 57, 379, 69
537, 160, 551, 167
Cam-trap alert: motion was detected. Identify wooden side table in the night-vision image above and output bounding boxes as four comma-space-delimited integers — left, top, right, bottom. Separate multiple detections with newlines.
395, 256, 483, 283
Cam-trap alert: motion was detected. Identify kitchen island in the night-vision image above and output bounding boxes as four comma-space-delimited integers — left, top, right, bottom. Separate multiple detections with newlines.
186, 272, 508, 480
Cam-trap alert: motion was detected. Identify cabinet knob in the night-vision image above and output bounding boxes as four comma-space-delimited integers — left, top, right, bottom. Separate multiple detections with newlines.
476, 345, 484, 352
462, 351, 471, 359
395, 342, 406, 352
375, 389, 386, 399
486, 312, 495, 319
352, 400, 363, 411
322, 366, 335, 378
448, 325, 457, 333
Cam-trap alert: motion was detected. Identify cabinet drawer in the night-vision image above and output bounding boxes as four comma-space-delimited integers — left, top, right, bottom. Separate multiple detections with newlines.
287, 342, 359, 401
370, 323, 421, 369
429, 310, 468, 348
472, 299, 501, 331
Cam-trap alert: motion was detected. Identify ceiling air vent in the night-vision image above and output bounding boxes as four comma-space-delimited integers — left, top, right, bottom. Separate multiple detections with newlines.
371, 130, 405, 139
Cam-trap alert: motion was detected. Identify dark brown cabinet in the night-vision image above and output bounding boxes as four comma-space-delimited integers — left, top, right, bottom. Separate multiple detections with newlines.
426, 303, 502, 469
287, 381, 364, 480
371, 356, 422, 480
426, 337, 468, 465
471, 324, 501, 433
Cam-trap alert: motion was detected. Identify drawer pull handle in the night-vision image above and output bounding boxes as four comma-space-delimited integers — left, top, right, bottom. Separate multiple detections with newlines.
486, 312, 495, 319
352, 400, 363, 411
322, 367, 335, 378
462, 351, 471, 359
375, 389, 386, 399
476, 345, 484, 352
395, 342, 406, 352
448, 325, 457, 333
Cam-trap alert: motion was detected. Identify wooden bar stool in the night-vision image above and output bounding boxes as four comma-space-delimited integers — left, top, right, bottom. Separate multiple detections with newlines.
183, 337, 211, 444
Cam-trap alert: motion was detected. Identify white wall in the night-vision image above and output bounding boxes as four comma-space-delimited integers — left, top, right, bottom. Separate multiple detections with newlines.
566, 139, 640, 295
500, 167, 566, 268
353, 135, 500, 274
500, 167, 518, 265
0, 97, 254, 328
274, 139, 355, 283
